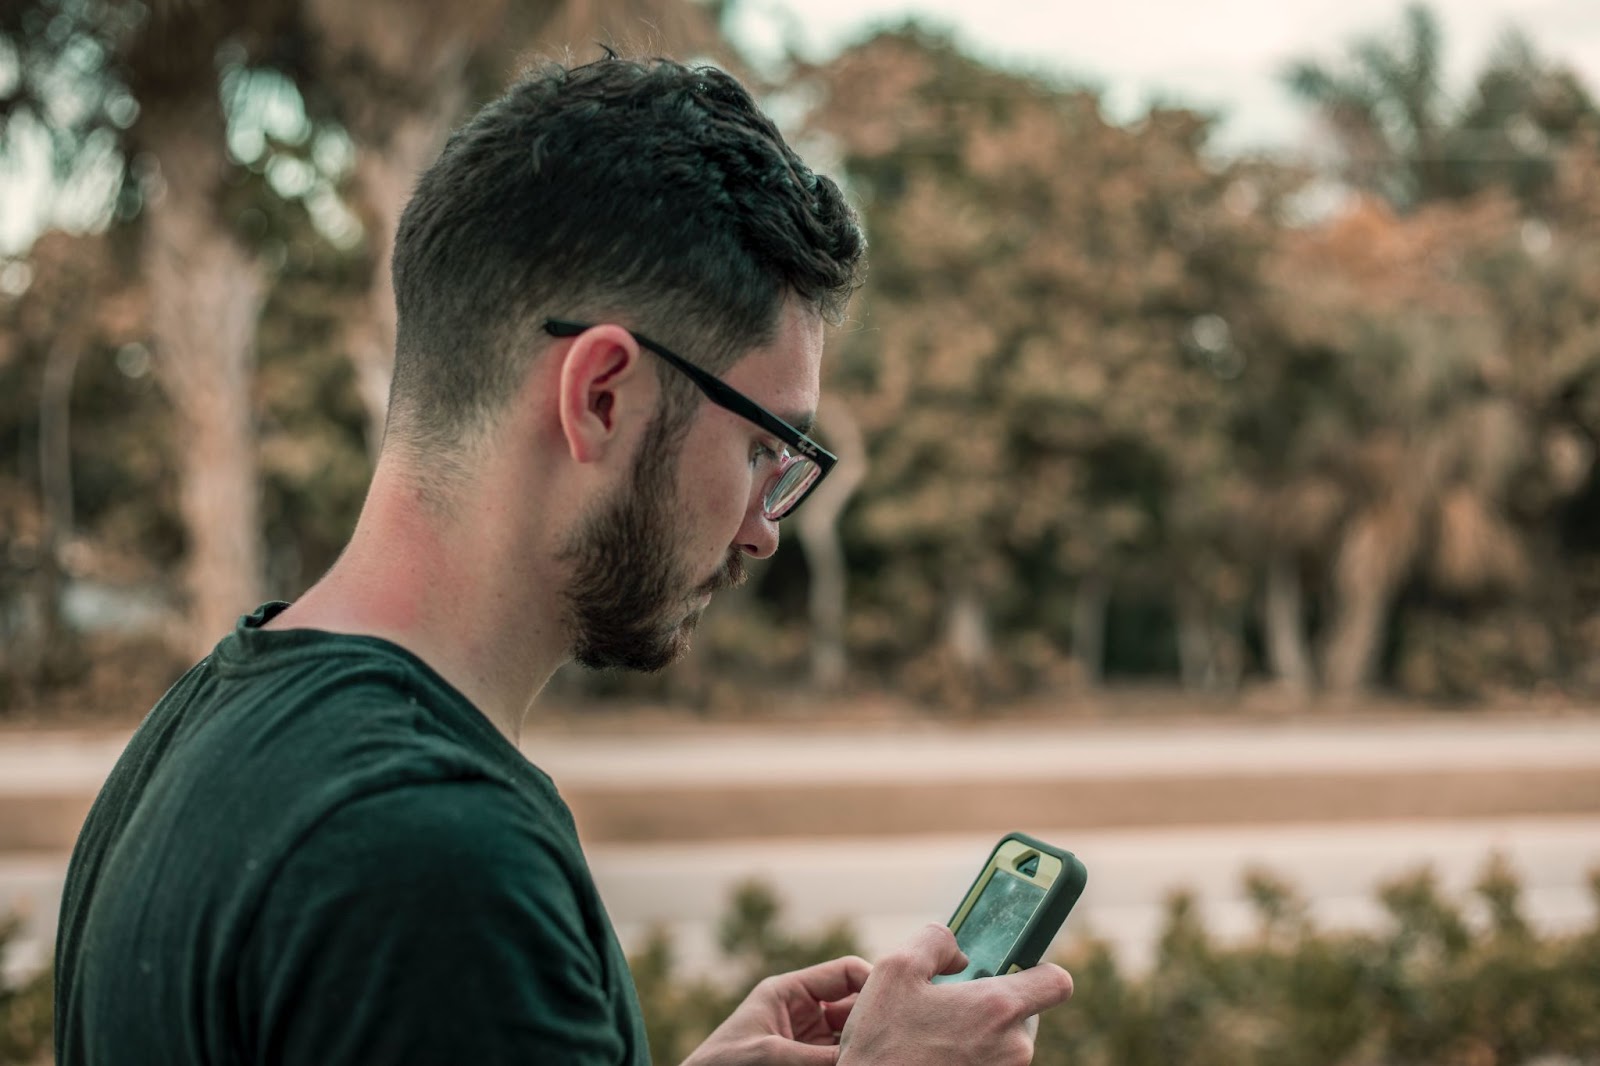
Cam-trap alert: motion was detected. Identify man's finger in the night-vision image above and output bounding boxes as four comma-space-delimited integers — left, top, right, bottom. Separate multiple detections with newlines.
821, 992, 859, 1033
897, 922, 967, 979
996, 963, 1075, 1019
936, 946, 971, 977
780, 955, 873, 1003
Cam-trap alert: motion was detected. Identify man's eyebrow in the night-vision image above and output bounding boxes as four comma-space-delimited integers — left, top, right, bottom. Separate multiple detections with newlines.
784, 411, 817, 437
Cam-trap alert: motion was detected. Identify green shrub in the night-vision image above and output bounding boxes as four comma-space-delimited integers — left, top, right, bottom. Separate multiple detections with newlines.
1038, 853, 1600, 1066
0, 914, 51, 1066
637, 856, 1600, 1066
629, 879, 861, 1064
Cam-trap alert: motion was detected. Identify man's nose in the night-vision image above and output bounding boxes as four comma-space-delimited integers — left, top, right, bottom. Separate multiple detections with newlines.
735, 505, 779, 560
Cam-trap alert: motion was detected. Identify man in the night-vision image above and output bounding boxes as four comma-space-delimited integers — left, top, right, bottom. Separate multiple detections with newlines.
55, 55, 1073, 1064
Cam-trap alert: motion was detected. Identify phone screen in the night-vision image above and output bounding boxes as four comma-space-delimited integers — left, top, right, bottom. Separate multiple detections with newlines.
936, 870, 1047, 982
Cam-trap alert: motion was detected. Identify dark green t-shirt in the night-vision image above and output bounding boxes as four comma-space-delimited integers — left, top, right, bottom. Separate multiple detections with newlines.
55, 603, 649, 1065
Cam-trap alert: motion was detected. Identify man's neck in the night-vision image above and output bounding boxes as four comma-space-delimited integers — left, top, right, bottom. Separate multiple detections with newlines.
265, 466, 569, 745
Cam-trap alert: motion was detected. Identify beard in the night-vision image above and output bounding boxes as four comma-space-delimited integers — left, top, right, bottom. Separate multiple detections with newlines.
560, 419, 747, 672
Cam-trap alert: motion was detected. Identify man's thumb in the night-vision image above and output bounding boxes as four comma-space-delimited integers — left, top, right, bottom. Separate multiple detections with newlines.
901, 922, 968, 979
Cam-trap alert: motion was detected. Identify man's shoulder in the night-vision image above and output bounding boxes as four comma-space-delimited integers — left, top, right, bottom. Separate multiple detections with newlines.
73, 636, 560, 932
283, 777, 584, 893
165, 633, 524, 805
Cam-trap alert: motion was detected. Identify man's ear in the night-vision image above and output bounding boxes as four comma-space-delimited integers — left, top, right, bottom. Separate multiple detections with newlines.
554, 325, 650, 464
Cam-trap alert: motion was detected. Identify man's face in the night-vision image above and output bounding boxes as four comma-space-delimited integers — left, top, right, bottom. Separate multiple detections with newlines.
561, 302, 824, 672
561, 413, 745, 672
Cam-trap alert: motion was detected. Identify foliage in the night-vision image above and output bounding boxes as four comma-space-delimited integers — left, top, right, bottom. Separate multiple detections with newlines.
629, 879, 860, 1065
0, 228, 177, 710
7, 857, 1596, 1063
1285, 2, 1599, 212
1038, 856, 1600, 1066
0, 914, 51, 1066
793, 25, 1278, 697
634, 859, 1600, 1066
5, 6, 1600, 709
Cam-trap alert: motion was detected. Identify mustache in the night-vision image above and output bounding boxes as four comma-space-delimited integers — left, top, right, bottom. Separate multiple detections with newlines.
699, 554, 747, 595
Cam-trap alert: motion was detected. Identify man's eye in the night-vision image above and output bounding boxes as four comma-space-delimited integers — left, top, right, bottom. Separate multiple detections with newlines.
750, 442, 780, 468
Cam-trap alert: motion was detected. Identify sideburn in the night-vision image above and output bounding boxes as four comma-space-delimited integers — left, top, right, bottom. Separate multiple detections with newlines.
560, 408, 696, 672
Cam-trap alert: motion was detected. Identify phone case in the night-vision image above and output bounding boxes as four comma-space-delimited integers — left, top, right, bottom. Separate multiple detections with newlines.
947, 831, 1088, 975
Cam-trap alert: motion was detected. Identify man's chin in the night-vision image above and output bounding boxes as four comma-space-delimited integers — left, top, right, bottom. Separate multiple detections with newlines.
572, 622, 696, 674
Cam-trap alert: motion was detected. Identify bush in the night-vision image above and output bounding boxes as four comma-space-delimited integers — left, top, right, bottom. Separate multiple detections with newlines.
0, 914, 51, 1066
1038, 854, 1600, 1066
638, 857, 1600, 1066
629, 879, 861, 1064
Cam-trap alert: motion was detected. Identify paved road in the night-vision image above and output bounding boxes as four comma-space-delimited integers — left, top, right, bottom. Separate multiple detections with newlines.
522, 716, 1600, 786
8, 816, 1599, 985
4, 715, 1598, 983
6, 714, 1600, 794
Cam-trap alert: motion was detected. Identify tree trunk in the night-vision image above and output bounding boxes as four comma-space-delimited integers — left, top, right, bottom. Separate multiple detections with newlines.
944, 585, 991, 671
1175, 587, 1217, 691
1264, 550, 1315, 699
1321, 503, 1417, 696
343, 102, 466, 454
1071, 573, 1110, 688
142, 110, 267, 660
31, 335, 82, 671
794, 397, 865, 692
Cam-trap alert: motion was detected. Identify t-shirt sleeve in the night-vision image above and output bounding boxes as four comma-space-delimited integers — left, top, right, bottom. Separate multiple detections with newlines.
236, 780, 628, 1066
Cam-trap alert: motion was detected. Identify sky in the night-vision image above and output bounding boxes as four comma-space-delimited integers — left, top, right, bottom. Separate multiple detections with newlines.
725, 0, 1600, 154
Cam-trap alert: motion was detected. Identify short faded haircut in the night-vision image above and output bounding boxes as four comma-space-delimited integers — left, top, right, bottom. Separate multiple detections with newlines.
387, 55, 866, 465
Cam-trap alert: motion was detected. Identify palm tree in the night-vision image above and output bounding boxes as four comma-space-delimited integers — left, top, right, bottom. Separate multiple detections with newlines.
1284, 3, 1452, 210
1286, 4, 1599, 214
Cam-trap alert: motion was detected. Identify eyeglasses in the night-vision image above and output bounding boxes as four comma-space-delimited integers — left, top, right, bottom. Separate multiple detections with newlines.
544, 319, 837, 521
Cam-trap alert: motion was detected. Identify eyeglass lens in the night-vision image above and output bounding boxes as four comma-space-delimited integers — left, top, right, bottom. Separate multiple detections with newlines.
765, 459, 821, 519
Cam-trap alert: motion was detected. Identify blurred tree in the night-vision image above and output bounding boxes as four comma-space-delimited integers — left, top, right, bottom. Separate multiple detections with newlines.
6, 0, 1599, 708
296, 0, 731, 453
793, 396, 867, 691
127, 2, 296, 657
1277, 6, 1600, 697
0, 0, 305, 657
0, 0, 735, 669
1451, 31, 1599, 213
797, 27, 1274, 699
0, 228, 160, 701
295, 0, 506, 453
1254, 180, 1600, 698
1285, 2, 1451, 210
1286, 2, 1598, 213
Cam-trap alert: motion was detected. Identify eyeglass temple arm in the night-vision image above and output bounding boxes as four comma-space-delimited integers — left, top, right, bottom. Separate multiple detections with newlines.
544, 320, 837, 468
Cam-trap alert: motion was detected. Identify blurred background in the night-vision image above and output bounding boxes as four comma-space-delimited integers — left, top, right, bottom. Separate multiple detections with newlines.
2, 0, 1600, 1063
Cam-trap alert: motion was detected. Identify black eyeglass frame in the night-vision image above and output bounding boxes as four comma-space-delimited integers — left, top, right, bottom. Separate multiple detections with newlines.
543, 319, 837, 519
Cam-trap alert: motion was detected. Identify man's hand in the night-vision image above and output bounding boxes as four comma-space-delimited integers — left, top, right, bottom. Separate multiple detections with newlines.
681, 955, 872, 1066
681, 924, 1074, 1066
836, 923, 1074, 1066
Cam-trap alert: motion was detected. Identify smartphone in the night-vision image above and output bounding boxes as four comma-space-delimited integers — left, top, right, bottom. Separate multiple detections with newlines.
931, 832, 1087, 983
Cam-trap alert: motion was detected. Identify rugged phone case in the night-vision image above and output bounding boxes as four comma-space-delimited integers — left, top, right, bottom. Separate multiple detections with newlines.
946, 830, 1089, 975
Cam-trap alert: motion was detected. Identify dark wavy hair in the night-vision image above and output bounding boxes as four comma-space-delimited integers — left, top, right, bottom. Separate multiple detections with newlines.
387, 55, 866, 461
